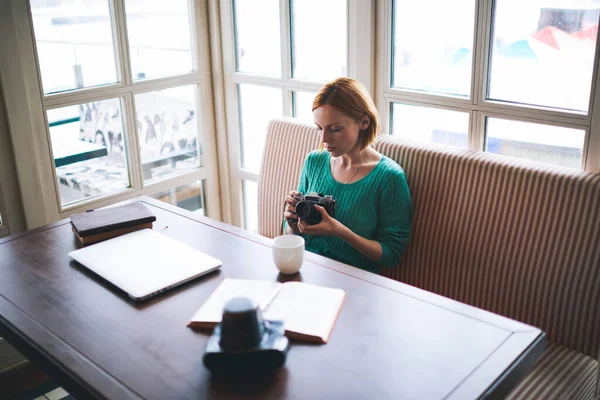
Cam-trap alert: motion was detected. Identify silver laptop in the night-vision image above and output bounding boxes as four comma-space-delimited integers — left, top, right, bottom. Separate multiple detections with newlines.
68, 229, 222, 301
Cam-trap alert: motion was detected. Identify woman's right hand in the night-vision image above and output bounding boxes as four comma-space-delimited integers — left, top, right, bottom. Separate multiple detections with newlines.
284, 190, 300, 230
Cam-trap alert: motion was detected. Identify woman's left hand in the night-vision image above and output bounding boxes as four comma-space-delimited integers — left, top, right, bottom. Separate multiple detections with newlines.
298, 205, 343, 237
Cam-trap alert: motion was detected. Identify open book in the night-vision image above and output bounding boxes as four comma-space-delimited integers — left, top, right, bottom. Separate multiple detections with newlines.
188, 279, 346, 344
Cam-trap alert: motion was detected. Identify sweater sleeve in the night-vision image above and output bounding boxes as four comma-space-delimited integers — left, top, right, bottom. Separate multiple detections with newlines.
376, 170, 413, 268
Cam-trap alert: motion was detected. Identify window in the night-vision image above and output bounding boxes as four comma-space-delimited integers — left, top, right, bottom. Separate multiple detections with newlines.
3, 0, 220, 224
379, 0, 600, 172
221, 0, 372, 230
150, 180, 207, 216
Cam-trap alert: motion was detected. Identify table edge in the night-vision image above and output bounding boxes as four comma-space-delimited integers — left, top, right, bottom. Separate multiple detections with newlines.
0, 294, 141, 400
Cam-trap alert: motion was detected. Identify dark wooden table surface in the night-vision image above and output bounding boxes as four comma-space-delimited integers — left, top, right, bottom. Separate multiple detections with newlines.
0, 197, 545, 400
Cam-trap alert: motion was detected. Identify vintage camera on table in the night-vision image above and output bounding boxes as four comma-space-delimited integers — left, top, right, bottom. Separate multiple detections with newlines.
293, 192, 337, 225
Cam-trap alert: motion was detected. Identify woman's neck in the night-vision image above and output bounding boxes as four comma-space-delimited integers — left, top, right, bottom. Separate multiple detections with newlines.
337, 146, 370, 167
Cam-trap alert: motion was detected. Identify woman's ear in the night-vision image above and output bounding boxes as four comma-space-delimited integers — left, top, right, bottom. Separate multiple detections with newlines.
360, 117, 370, 131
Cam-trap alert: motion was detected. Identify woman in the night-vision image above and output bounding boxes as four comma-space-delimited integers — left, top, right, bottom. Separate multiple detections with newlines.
284, 77, 413, 273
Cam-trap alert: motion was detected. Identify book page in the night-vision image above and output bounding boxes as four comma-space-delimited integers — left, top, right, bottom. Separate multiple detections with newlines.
189, 279, 282, 327
262, 282, 346, 343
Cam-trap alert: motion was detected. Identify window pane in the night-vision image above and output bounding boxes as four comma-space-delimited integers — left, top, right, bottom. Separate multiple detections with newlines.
489, 1, 599, 111
135, 85, 201, 183
485, 118, 585, 169
293, 91, 317, 123
238, 84, 283, 173
392, 0, 476, 97
291, 0, 347, 81
30, 0, 118, 94
391, 103, 469, 148
125, 0, 193, 80
233, 0, 281, 76
151, 180, 207, 216
243, 180, 258, 233
49, 99, 130, 206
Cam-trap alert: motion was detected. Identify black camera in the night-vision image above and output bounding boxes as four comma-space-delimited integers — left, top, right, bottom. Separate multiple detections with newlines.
293, 192, 337, 225
203, 297, 290, 376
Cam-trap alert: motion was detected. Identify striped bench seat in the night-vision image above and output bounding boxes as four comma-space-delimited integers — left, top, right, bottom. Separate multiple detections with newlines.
258, 118, 600, 399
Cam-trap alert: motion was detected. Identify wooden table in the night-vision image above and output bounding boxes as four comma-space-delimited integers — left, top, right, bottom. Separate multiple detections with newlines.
0, 197, 545, 400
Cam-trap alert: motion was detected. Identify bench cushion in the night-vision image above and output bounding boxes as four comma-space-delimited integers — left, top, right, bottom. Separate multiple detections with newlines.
376, 136, 600, 360
506, 342, 597, 400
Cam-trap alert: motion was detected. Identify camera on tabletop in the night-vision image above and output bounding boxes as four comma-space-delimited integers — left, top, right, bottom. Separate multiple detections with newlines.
293, 192, 337, 225
203, 297, 289, 376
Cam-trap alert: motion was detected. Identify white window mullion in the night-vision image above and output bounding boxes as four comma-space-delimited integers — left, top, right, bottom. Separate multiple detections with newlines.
348, 0, 374, 94
42, 73, 203, 109
375, 0, 393, 136
111, 0, 132, 87
472, 0, 493, 106
584, 15, 600, 173
123, 92, 142, 192
231, 73, 284, 87
281, 0, 292, 84
283, 88, 293, 116
586, 67, 600, 173
384, 90, 473, 108
284, 79, 328, 92
224, 79, 244, 227
470, 110, 485, 151
239, 170, 259, 182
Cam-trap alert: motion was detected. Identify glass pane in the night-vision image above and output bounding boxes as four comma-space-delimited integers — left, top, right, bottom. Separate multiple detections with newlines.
125, 0, 193, 80
485, 118, 585, 169
391, 103, 470, 148
233, 0, 281, 76
392, 0, 476, 97
292, 0, 347, 81
238, 84, 283, 173
151, 180, 207, 216
293, 91, 317, 123
243, 180, 258, 233
30, 0, 118, 94
49, 99, 130, 206
489, 1, 599, 111
135, 85, 201, 183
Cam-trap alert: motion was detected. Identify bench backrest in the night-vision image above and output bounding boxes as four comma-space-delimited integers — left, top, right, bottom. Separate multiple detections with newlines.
258, 118, 600, 358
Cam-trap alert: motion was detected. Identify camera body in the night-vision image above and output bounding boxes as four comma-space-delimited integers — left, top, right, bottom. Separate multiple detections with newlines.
293, 192, 337, 225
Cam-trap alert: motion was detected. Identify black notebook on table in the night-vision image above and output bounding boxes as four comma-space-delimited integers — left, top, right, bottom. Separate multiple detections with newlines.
70, 202, 156, 245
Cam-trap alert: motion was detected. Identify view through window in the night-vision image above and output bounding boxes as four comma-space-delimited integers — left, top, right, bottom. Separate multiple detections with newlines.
386, 0, 599, 170
28, 0, 214, 212
228, 0, 348, 232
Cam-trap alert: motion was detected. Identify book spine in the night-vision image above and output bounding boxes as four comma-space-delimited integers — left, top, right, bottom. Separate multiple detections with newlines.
75, 223, 153, 245
77, 217, 157, 236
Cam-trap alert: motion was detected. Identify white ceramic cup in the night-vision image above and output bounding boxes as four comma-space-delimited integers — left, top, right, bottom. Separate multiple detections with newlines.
272, 235, 305, 275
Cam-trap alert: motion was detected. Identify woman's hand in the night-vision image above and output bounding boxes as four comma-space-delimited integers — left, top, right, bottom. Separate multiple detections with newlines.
284, 190, 300, 221
284, 191, 301, 234
298, 205, 344, 237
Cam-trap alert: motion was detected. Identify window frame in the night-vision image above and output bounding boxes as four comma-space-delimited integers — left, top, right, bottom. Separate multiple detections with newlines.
376, 0, 600, 173
0, 0, 222, 228
217, 0, 374, 228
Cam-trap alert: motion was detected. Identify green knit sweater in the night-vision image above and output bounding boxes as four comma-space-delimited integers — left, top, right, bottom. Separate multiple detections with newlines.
288, 150, 413, 273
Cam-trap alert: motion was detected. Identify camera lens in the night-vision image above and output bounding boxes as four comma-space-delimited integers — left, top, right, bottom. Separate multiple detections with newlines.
295, 201, 313, 219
